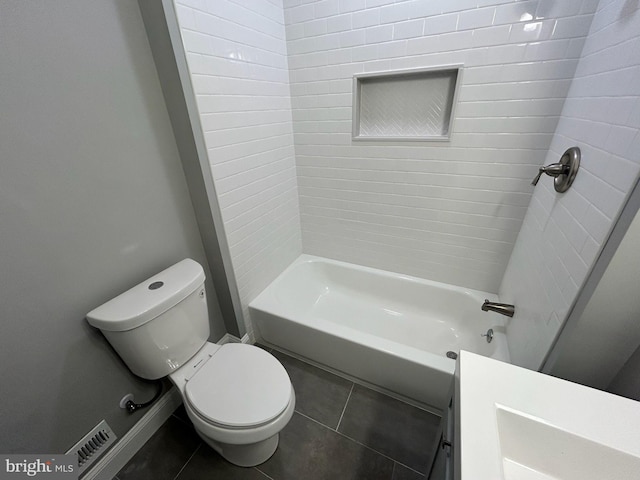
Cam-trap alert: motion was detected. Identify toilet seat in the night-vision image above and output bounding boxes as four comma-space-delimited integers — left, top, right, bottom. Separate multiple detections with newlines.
185, 344, 292, 429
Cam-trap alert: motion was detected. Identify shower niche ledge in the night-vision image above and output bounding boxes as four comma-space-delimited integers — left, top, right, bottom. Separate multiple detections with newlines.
352, 65, 462, 142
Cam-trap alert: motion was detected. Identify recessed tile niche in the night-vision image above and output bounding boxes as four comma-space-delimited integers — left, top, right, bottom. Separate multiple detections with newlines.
352, 66, 461, 142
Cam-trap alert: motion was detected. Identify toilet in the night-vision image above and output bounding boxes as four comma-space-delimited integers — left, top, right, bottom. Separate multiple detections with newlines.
86, 259, 295, 467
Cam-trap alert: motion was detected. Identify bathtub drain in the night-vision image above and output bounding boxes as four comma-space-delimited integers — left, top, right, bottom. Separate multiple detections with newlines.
446, 351, 458, 360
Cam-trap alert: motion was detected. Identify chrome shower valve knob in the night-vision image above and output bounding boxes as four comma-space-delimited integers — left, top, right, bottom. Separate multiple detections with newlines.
531, 163, 569, 186
531, 147, 581, 193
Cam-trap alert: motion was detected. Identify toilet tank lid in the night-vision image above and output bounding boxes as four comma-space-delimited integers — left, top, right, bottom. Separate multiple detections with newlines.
86, 259, 205, 332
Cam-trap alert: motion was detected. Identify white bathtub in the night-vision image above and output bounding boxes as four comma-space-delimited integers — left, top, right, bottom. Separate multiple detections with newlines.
249, 255, 510, 412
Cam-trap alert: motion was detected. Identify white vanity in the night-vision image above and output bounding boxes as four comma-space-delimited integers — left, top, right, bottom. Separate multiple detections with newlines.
429, 351, 640, 479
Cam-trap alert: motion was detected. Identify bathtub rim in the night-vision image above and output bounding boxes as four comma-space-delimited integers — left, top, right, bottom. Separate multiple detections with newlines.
249, 254, 512, 410
255, 253, 502, 303
249, 254, 509, 365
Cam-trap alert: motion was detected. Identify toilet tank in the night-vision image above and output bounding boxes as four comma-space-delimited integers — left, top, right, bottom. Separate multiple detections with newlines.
86, 259, 210, 379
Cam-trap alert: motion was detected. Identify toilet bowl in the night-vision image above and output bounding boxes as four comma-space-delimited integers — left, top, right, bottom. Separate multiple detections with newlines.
86, 259, 295, 467
169, 342, 295, 466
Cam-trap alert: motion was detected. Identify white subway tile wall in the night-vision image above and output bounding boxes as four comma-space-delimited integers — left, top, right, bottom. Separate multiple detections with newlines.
283, 0, 598, 292
174, 0, 302, 338
171, 0, 637, 354
500, 0, 640, 368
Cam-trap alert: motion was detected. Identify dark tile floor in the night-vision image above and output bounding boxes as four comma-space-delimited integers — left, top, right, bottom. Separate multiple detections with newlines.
115, 347, 441, 480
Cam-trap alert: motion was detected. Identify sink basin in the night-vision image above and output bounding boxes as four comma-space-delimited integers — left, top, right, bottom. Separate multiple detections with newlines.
456, 351, 640, 480
496, 405, 640, 480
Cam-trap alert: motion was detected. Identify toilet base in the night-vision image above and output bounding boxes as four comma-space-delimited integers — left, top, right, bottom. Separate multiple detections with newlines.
195, 429, 279, 467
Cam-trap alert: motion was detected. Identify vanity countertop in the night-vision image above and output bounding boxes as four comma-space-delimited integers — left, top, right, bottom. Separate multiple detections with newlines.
455, 351, 640, 480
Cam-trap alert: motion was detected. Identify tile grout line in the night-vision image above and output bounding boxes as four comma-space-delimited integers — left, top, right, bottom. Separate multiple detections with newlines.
171, 411, 192, 427
254, 465, 277, 480
294, 411, 425, 477
335, 432, 427, 478
392, 461, 426, 478
172, 443, 202, 480
335, 383, 354, 431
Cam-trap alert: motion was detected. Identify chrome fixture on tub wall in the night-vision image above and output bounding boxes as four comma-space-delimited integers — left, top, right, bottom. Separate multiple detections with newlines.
481, 328, 494, 343
531, 147, 581, 193
481, 300, 515, 317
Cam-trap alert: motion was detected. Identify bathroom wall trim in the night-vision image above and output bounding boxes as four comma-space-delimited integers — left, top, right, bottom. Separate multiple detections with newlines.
138, 0, 245, 338
82, 388, 182, 480
218, 333, 252, 345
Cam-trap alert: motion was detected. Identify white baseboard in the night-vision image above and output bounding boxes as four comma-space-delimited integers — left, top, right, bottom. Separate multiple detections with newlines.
84, 388, 182, 480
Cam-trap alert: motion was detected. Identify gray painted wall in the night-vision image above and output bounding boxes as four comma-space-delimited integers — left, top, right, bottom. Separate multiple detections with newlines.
549, 202, 640, 390
608, 344, 640, 402
0, 0, 226, 453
